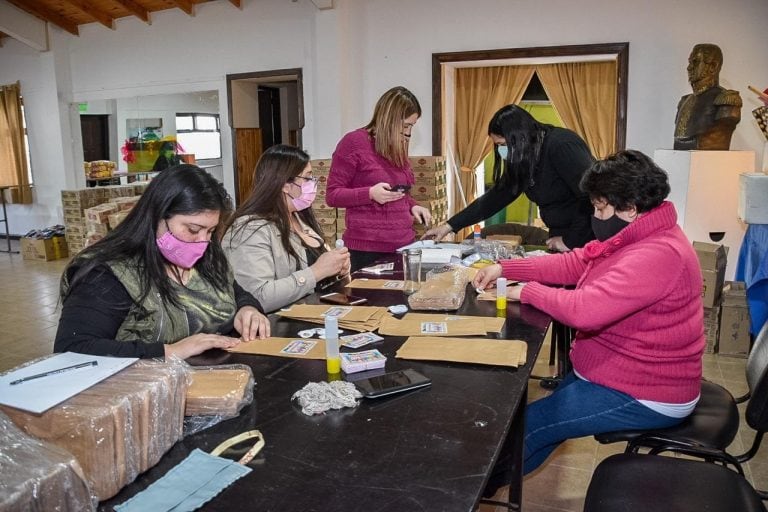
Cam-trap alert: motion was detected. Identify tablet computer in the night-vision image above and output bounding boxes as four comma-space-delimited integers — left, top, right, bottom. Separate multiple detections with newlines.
353, 368, 431, 398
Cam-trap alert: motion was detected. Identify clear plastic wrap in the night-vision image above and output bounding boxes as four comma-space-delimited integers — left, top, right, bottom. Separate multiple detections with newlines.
183, 364, 255, 436
0, 410, 97, 511
460, 239, 526, 261
408, 264, 473, 311
0, 359, 188, 501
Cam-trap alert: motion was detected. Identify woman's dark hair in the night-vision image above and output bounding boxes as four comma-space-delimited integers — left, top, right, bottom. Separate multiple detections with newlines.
579, 149, 671, 213
62, 165, 233, 309
487, 105, 547, 196
222, 144, 322, 266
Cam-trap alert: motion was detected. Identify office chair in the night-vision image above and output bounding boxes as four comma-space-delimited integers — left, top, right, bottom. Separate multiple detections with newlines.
593, 319, 768, 455
583, 449, 767, 512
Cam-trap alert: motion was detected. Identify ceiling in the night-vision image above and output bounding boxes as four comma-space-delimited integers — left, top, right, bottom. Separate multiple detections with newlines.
1, 0, 240, 38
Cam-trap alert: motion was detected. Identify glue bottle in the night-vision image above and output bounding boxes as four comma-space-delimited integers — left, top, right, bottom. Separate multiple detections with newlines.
496, 277, 507, 310
325, 315, 341, 374
473, 224, 482, 242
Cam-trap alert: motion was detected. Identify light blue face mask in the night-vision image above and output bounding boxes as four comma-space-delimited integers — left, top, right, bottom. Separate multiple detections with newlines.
497, 145, 509, 160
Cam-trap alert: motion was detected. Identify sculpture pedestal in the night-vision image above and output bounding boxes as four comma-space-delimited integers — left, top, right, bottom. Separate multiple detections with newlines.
654, 150, 755, 280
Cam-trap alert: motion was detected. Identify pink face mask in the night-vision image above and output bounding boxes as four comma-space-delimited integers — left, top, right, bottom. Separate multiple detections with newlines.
156, 221, 209, 269
290, 179, 317, 211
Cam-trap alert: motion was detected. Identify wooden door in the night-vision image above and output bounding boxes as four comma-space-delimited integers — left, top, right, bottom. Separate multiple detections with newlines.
235, 128, 263, 205
80, 115, 109, 162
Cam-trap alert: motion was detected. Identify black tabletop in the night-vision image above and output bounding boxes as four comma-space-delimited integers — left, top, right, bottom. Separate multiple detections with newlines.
101, 275, 550, 512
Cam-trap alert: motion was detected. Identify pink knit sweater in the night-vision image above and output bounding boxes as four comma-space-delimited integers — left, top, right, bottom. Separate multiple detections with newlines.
501, 201, 704, 403
327, 129, 417, 252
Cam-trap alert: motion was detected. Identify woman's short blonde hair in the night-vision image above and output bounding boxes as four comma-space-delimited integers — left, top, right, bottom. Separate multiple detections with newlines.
365, 86, 421, 168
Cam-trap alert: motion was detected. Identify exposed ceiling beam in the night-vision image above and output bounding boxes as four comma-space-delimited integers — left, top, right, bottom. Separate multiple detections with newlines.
112, 0, 151, 24
0, 1, 48, 50
60, 0, 115, 30
171, 0, 196, 16
6, 0, 79, 36
310, 0, 334, 9
229, 0, 242, 8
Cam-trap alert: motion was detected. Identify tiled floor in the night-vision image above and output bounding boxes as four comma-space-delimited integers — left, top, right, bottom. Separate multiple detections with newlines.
0, 241, 763, 511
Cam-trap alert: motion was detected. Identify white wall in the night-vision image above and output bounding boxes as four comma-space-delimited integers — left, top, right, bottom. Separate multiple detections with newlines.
0, 0, 766, 235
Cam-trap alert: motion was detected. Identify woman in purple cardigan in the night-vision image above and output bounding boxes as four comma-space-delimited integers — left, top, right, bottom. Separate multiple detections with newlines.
327, 86, 432, 271
475, 150, 704, 492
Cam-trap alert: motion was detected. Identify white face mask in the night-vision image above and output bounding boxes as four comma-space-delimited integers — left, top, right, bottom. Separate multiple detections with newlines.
497, 145, 509, 160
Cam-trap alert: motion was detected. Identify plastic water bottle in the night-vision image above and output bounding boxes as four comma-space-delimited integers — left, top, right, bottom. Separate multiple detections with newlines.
325, 315, 341, 374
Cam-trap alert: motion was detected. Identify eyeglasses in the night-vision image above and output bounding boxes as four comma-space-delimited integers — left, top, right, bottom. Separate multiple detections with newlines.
293, 175, 318, 184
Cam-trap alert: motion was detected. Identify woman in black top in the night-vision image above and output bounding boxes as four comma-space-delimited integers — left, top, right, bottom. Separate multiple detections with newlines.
423, 105, 595, 252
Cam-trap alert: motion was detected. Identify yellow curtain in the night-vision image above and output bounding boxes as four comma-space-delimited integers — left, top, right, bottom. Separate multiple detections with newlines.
0, 82, 33, 204
536, 61, 617, 158
454, 65, 534, 239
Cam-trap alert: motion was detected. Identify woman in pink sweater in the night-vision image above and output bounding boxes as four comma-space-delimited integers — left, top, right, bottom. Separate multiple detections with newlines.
327, 86, 431, 271
475, 150, 704, 483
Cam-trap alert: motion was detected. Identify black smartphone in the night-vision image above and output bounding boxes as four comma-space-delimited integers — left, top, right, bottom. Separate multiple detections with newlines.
354, 368, 432, 398
319, 292, 368, 306
391, 184, 411, 192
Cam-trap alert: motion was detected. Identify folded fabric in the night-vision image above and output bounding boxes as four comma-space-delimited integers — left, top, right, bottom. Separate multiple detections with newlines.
115, 449, 251, 512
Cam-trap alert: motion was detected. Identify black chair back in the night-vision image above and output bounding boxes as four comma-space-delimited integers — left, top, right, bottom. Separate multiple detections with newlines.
746, 321, 768, 432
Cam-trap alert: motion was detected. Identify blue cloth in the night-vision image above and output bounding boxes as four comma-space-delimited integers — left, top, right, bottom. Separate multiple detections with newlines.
735, 224, 768, 336
523, 373, 683, 474
115, 449, 251, 512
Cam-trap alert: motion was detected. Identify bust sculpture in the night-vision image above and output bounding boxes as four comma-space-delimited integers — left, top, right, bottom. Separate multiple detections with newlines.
674, 44, 742, 150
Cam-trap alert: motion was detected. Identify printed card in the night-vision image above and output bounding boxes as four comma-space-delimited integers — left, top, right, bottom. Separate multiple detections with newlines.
280, 339, 318, 355
383, 281, 404, 289
323, 306, 353, 318
421, 322, 448, 334
340, 332, 384, 348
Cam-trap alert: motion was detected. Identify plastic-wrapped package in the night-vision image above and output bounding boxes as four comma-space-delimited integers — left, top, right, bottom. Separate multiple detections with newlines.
408, 265, 473, 311
0, 410, 97, 511
0, 359, 188, 501
183, 364, 255, 436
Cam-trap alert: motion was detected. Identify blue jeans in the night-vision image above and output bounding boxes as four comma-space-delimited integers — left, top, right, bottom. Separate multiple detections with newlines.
524, 372, 684, 474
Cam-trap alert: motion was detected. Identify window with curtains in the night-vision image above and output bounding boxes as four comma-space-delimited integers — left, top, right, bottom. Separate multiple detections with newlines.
0, 82, 34, 203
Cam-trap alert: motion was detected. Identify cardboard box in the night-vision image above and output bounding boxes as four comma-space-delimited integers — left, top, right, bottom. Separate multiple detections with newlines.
738, 172, 768, 224
84, 203, 118, 225
693, 241, 727, 308
719, 282, 751, 357
20, 236, 69, 261
703, 303, 721, 354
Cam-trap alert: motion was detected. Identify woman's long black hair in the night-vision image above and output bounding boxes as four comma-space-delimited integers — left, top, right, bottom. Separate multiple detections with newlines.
487, 105, 547, 197
222, 144, 323, 266
61, 165, 233, 309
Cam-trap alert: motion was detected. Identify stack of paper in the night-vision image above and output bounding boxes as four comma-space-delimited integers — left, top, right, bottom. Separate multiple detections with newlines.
276, 304, 390, 332
378, 315, 488, 337
396, 337, 528, 367
228, 337, 327, 359
398, 313, 506, 333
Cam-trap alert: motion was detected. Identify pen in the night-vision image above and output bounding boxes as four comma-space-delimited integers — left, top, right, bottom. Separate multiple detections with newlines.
9, 360, 99, 385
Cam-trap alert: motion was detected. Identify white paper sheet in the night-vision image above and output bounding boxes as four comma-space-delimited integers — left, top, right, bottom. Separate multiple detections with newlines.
0, 352, 138, 414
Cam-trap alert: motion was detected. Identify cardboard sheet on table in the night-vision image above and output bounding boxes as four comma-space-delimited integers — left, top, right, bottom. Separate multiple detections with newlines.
276, 304, 390, 332
228, 337, 326, 359
345, 278, 405, 290
396, 337, 528, 367
378, 315, 487, 336
277, 304, 381, 322
401, 313, 505, 333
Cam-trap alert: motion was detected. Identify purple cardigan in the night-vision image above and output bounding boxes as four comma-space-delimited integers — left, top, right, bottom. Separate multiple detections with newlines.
327, 128, 417, 252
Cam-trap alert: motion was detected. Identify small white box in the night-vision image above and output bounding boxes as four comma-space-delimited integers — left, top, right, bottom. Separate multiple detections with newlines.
738, 173, 768, 224
340, 350, 387, 374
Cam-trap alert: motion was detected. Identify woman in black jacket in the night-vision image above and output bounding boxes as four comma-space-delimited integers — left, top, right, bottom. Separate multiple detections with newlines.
423, 105, 595, 252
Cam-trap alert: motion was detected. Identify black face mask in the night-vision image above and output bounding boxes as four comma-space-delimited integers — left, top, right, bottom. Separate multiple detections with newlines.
591, 215, 631, 241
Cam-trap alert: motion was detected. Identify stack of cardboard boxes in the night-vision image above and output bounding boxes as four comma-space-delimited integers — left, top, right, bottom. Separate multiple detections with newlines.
409, 156, 448, 238
310, 159, 343, 247
693, 241, 751, 357
61, 184, 148, 254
